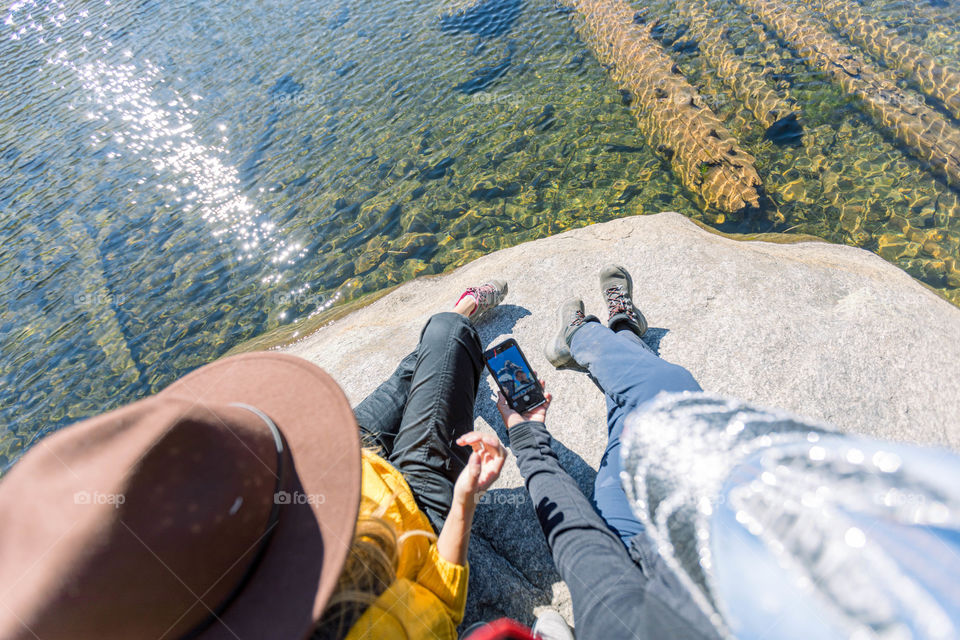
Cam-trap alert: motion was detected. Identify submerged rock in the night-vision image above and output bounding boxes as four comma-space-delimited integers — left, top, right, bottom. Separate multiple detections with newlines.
420, 156, 456, 180
438, 0, 524, 39
328, 3, 350, 30
282, 212, 960, 629
355, 243, 387, 274
453, 45, 514, 95
390, 232, 439, 261
529, 104, 557, 133
763, 112, 803, 146
402, 206, 441, 234
267, 74, 304, 99
469, 181, 521, 200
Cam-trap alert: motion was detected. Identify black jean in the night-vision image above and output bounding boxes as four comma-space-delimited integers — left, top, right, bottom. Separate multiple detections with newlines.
353, 312, 484, 532
507, 420, 721, 640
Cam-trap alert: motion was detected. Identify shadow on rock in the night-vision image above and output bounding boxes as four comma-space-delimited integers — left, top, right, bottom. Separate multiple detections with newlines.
474, 303, 533, 442
643, 326, 668, 356
476, 303, 532, 348
463, 487, 561, 628
550, 436, 596, 497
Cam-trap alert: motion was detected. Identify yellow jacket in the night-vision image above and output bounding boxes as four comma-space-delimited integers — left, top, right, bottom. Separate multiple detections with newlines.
345, 451, 469, 640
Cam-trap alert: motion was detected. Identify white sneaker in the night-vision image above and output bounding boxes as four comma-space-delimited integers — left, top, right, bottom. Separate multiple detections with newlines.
532, 610, 574, 640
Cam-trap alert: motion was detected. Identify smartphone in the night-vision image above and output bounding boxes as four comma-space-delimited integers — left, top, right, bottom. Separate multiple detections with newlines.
484, 338, 546, 413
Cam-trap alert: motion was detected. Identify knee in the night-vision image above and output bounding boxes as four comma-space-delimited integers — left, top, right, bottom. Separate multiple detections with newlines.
661, 362, 701, 393
421, 312, 480, 348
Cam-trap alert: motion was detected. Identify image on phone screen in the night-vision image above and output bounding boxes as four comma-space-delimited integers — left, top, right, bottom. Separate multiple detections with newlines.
485, 340, 544, 412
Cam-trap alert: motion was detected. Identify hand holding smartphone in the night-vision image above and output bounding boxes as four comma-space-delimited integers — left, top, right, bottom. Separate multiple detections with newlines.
483, 338, 546, 413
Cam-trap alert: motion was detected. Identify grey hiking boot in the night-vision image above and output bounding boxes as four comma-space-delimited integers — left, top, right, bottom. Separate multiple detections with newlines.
600, 263, 647, 338
544, 298, 599, 369
458, 280, 507, 322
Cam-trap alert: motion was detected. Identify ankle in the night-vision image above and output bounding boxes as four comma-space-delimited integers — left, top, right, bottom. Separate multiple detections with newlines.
566, 314, 599, 346
609, 314, 645, 339
454, 293, 478, 317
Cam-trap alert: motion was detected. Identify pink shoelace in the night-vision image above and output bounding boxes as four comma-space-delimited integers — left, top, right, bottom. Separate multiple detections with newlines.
605, 285, 631, 315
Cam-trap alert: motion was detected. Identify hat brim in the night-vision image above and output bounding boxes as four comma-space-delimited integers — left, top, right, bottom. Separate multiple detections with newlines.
159, 352, 361, 640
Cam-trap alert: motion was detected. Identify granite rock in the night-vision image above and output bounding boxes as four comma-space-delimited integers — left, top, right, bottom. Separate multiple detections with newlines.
282, 211, 960, 629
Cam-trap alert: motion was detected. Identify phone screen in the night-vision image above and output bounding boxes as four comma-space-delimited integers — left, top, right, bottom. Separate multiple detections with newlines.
485, 340, 545, 413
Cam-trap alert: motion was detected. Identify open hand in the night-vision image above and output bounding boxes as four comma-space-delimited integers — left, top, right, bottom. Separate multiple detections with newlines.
452, 431, 506, 507
496, 378, 552, 429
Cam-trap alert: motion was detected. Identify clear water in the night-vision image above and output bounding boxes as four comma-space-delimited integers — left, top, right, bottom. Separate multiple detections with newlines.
2, 0, 959, 469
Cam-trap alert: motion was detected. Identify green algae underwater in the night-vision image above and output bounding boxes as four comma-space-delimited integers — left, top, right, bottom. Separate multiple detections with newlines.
2, 0, 960, 470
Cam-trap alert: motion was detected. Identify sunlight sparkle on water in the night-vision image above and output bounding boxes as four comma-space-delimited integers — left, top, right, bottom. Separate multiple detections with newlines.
5, 0, 306, 280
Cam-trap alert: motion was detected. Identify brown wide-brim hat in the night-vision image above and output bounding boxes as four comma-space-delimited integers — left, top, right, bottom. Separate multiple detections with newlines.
0, 352, 361, 640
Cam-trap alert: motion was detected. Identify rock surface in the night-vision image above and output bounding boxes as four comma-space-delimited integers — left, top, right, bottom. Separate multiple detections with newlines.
282, 211, 960, 629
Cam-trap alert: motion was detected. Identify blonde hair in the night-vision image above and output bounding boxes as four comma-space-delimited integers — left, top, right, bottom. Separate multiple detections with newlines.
312, 452, 437, 639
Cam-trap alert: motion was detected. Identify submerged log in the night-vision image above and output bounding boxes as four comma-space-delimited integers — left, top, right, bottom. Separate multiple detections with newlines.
736, 0, 960, 187
676, 0, 801, 137
59, 213, 142, 386
804, 0, 960, 121
561, 0, 762, 213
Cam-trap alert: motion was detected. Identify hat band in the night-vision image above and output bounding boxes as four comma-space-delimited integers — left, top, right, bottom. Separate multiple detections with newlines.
179, 403, 287, 640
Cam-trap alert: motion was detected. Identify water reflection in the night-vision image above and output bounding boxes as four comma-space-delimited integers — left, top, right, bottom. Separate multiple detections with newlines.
1, 0, 959, 469
70, 57, 305, 278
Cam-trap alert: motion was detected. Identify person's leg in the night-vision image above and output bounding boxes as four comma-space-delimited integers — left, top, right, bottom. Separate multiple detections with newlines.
352, 281, 502, 461
351, 351, 419, 456
389, 311, 485, 531
570, 321, 701, 411
572, 321, 702, 547
591, 395, 646, 546
507, 420, 721, 640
